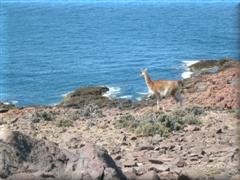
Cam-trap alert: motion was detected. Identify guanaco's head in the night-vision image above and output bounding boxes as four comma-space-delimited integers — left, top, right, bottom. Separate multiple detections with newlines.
140, 68, 148, 77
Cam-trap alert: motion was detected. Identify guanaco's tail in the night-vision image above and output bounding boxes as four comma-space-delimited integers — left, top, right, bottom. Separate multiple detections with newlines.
177, 80, 184, 93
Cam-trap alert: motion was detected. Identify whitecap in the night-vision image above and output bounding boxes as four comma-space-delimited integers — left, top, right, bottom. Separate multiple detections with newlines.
11, 100, 18, 104
2, 102, 10, 105
136, 97, 142, 101
50, 103, 58, 106
182, 60, 200, 67
137, 91, 148, 95
181, 71, 193, 79
61, 91, 73, 97
103, 86, 121, 99
181, 60, 200, 79
2, 100, 18, 105
119, 95, 132, 99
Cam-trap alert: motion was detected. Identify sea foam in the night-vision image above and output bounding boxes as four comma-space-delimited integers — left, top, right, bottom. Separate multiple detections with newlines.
2, 100, 18, 105
61, 91, 73, 97
103, 86, 121, 99
119, 95, 133, 99
181, 60, 199, 79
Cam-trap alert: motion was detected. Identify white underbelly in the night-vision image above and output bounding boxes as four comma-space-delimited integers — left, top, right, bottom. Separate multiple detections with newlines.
159, 89, 169, 97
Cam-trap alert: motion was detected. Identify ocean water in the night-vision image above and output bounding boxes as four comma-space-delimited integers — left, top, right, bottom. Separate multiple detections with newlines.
0, 1, 239, 106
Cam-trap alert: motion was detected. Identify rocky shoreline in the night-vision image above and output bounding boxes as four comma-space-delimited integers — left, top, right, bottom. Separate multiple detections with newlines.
0, 59, 240, 180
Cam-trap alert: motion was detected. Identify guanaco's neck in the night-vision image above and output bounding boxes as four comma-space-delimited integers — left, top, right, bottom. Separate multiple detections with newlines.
143, 72, 153, 88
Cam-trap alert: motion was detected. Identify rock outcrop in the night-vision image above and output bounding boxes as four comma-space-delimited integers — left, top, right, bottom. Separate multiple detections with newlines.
0, 127, 126, 180
0, 102, 16, 113
183, 59, 240, 109
188, 58, 237, 76
59, 86, 133, 109
139, 59, 240, 109
59, 86, 110, 108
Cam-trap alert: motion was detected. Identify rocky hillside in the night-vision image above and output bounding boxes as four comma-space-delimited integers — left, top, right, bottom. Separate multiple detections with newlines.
0, 59, 239, 180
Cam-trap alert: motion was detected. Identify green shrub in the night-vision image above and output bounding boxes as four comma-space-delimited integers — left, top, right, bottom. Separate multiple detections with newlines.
115, 107, 202, 137
186, 106, 205, 116
32, 110, 54, 123
57, 119, 73, 127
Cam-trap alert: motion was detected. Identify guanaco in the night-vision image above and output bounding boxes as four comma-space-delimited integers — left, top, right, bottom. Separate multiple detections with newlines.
140, 68, 183, 110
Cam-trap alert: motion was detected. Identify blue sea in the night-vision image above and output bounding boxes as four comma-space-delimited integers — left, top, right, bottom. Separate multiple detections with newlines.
0, 1, 239, 106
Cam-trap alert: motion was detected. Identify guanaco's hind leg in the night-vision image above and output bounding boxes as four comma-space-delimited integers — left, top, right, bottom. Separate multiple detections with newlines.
156, 94, 166, 112
174, 91, 183, 107
155, 94, 162, 111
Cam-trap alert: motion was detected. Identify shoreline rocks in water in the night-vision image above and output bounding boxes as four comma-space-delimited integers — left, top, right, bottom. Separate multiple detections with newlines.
58, 86, 134, 110
59, 86, 110, 108
188, 58, 237, 77
0, 102, 16, 113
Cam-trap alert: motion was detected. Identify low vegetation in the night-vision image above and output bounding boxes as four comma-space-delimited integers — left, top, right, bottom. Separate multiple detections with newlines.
31, 110, 55, 123
56, 118, 73, 127
79, 104, 103, 118
115, 106, 203, 136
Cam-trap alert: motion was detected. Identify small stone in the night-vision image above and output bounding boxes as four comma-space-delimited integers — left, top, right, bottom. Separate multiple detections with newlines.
121, 142, 128, 146
148, 158, 164, 164
201, 150, 206, 156
216, 128, 223, 134
169, 144, 175, 150
208, 159, 214, 162
124, 161, 137, 168
176, 158, 186, 167
137, 145, 154, 151
192, 126, 200, 131
130, 136, 137, 140
40, 173, 55, 178
133, 166, 145, 176
149, 164, 170, 172
122, 135, 127, 142
115, 155, 122, 160
189, 154, 201, 161
0, 108, 8, 113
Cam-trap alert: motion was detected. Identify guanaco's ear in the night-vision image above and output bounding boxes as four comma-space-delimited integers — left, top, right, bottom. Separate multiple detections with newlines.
144, 68, 148, 71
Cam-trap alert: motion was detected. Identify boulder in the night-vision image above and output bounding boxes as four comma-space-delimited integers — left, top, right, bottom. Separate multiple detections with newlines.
0, 128, 126, 180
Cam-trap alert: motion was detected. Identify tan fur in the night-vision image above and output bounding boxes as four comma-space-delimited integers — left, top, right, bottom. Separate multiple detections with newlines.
140, 68, 183, 110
